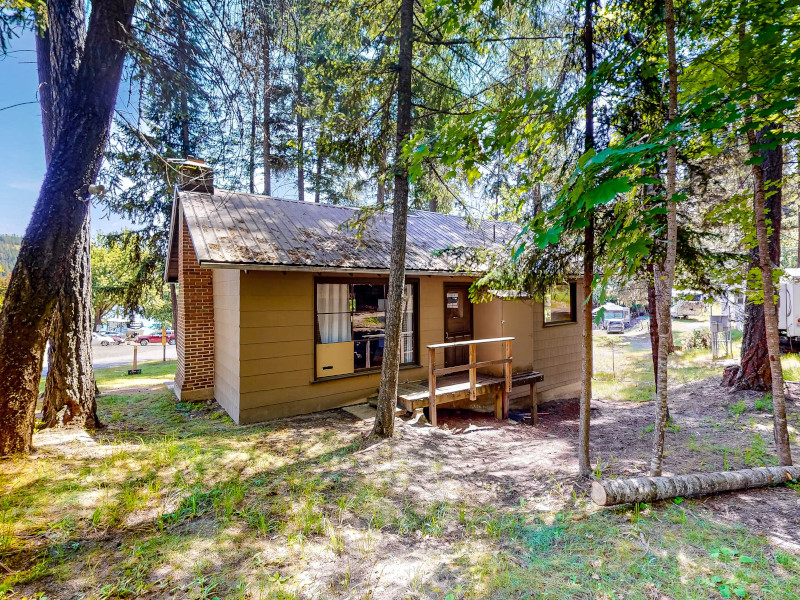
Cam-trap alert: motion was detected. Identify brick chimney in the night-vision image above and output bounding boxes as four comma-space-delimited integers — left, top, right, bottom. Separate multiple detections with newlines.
173, 158, 215, 402
177, 157, 214, 193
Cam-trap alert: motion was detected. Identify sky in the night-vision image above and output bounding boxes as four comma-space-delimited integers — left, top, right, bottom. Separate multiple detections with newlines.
0, 30, 129, 237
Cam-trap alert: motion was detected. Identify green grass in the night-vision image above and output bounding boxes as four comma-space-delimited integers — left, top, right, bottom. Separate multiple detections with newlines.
458, 506, 800, 599
6, 358, 800, 599
782, 353, 800, 381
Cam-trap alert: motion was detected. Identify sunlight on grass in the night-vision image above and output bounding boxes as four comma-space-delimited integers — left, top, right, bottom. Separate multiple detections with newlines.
782, 353, 800, 382
6, 329, 800, 598
460, 506, 799, 599
96, 359, 177, 390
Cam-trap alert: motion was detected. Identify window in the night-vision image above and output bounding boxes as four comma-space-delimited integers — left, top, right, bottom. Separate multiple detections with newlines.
316, 280, 418, 376
544, 283, 577, 325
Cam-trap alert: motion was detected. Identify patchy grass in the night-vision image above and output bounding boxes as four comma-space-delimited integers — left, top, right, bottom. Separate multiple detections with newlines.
94, 359, 177, 389
4, 351, 800, 599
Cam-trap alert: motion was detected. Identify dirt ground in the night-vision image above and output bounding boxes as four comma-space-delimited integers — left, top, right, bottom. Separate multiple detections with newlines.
5, 363, 800, 599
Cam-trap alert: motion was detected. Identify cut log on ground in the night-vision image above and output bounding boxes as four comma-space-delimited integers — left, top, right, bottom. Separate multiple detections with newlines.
591, 466, 800, 506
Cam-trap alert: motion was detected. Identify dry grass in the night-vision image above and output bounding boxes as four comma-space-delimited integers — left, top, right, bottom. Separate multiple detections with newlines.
2, 351, 800, 599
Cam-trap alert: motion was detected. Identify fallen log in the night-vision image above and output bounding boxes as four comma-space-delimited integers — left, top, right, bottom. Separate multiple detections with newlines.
591, 466, 800, 506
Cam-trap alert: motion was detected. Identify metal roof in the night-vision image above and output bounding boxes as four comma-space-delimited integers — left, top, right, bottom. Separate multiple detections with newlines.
167, 189, 519, 280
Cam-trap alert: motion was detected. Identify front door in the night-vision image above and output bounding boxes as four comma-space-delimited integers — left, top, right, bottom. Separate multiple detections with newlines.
444, 285, 473, 367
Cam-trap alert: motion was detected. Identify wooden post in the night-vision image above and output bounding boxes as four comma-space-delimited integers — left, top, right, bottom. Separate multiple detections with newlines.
428, 346, 437, 427
502, 339, 512, 419
469, 343, 477, 402
530, 382, 538, 426
494, 389, 503, 419
504, 340, 512, 392
133, 345, 138, 371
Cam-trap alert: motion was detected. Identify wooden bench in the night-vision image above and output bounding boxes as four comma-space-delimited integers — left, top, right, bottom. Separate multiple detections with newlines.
511, 371, 544, 425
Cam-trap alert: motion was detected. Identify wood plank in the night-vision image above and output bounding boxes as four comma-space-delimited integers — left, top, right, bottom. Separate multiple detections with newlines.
428, 347, 437, 427
432, 357, 510, 377
427, 336, 514, 349
504, 339, 513, 392
469, 342, 477, 402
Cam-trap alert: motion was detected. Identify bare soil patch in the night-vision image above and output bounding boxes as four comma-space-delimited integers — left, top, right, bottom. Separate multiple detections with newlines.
4, 373, 800, 599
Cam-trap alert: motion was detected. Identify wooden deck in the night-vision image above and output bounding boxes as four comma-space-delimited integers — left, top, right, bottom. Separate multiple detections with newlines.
397, 373, 506, 412
394, 370, 545, 425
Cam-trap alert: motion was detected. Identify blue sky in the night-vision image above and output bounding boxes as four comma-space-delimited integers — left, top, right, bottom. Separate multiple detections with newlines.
0, 30, 128, 236
0, 31, 45, 235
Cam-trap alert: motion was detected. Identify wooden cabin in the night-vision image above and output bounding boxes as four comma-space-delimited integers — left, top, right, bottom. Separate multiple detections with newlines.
165, 161, 584, 424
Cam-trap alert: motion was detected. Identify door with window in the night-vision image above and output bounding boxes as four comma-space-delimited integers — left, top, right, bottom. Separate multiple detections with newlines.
444, 284, 473, 367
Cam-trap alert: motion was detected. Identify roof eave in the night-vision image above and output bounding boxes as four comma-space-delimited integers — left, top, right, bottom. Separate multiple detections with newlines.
197, 260, 483, 277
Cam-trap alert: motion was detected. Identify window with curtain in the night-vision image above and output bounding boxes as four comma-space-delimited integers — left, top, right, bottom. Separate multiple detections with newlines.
400, 284, 414, 363
316, 280, 418, 374
316, 283, 351, 343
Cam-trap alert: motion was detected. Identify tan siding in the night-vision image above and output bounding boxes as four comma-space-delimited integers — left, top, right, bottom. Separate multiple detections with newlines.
223, 271, 582, 422
234, 271, 468, 417
213, 269, 241, 421
470, 290, 582, 398
531, 283, 583, 395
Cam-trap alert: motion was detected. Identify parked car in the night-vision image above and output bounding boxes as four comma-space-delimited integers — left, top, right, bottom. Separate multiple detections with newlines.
606, 319, 625, 334
134, 330, 176, 345
99, 332, 125, 346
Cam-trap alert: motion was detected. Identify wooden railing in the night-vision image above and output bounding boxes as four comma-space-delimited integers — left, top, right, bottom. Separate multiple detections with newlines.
426, 337, 514, 426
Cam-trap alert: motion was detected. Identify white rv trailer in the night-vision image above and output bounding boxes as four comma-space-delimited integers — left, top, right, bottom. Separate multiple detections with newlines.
779, 268, 800, 339
670, 290, 707, 319
592, 302, 631, 329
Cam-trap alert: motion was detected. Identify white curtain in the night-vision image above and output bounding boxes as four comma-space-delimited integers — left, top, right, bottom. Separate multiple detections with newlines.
400, 284, 414, 362
317, 283, 351, 343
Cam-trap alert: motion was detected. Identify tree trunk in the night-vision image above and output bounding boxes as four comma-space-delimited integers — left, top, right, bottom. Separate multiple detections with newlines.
37, 0, 97, 431
736, 128, 782, 391
0, 0, 135, 455
177, 0, 189, 159
376, 109, 389, 210
249, 96, 257, 194
315, 128, 323, 203
650, 0, 679, 477
747, 125, 792, 466
591, 466, 800, 506
578, 0, 594, 478
263, 31, 271, 196
42, 217, 98, 428
647, 265, 658, 380
377, 179, 385, 209
94, 306, 103, 331
295, 31, 305, 203
428, 198, 438, 212
646, 264, 671, 420
532, 182, 541, 217
371, 0, 413, 438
